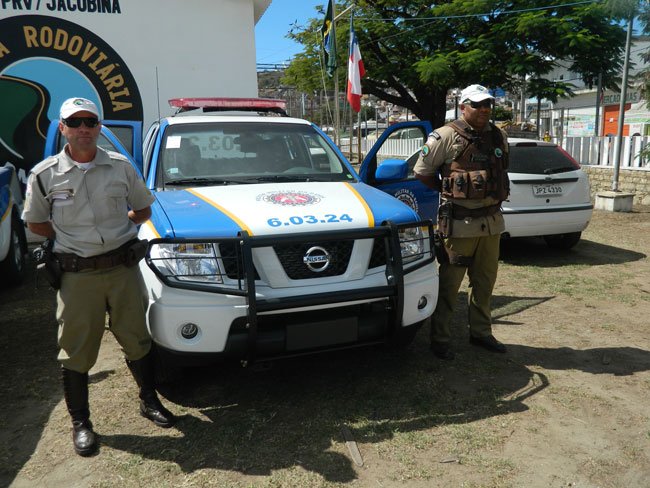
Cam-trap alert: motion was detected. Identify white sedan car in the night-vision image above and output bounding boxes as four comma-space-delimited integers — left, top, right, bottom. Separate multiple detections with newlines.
398, 136, 593, 250
501, 138, 593, 249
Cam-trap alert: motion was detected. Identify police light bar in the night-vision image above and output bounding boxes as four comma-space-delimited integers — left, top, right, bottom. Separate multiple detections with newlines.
168, 97, 287, 115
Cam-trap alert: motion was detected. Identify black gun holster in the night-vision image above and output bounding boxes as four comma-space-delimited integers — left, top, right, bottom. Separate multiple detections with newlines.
437, 201, 453, 238
433, 230, 448, 265
33, 239, 63, 290
124, 239, 148, 267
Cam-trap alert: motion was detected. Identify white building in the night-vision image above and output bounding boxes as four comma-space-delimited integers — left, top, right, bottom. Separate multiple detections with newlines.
531, 36, 649, 138
0, 0, 271, 176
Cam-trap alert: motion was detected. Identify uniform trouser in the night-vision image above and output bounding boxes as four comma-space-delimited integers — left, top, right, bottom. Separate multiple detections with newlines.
56, 264, 152, 373
431, 233, 500, 344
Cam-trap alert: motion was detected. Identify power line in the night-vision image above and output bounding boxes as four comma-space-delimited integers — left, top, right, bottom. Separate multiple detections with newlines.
368, 0, 601, 22
303, 0, 602, 33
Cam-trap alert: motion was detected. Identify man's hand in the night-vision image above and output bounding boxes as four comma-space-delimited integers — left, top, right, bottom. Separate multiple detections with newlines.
27, 221, 55, 239
128, 206, 152, 225
415, 172, 441, 191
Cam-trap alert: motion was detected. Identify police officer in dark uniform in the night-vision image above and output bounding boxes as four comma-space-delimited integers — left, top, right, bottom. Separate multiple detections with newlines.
414, 84, 510, 360
22, 98, 176, 456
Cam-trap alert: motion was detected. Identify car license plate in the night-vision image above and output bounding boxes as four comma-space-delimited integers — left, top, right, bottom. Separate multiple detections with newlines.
532, 184, 563, 197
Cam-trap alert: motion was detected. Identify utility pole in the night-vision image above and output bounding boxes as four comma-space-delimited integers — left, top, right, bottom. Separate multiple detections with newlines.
612, 14, 633, 191
595, 73, 603, 137
519, 76, 526, 128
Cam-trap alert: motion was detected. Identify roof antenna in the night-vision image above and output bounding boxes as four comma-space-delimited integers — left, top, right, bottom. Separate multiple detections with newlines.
155, 66, 161, 120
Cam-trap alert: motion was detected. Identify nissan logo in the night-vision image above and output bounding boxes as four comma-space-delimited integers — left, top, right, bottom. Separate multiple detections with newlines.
303, 246, 331, 272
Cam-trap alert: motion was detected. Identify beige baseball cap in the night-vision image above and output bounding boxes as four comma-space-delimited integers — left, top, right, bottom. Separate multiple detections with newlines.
460, 84, 494, 103
60, 97, 100, 119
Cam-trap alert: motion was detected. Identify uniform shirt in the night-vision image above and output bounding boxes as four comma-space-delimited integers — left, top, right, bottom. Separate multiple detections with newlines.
413, 118, 508, 238
23, 146, 155, 257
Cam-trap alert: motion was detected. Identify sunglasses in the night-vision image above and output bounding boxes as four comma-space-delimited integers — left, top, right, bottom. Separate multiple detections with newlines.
62, 117, 100, 128
468, 100, 493, 109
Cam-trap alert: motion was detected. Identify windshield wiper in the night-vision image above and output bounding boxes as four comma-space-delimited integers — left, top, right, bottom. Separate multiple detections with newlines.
251, 175, 334, 183
252, 175, 308, 182
165, 177, 247, 186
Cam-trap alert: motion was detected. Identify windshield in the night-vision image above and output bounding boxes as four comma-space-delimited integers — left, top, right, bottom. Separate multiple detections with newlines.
157, 122, 354, 187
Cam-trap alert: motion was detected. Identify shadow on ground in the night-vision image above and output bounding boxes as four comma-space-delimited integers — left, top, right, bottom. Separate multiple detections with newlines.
0, 253, 59, 487
500, 237, 646, 267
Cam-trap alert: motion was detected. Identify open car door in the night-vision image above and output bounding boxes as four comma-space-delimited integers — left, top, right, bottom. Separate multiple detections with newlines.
358, 121, 439, 221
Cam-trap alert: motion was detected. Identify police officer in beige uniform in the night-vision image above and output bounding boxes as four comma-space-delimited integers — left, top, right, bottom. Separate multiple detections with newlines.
414, 84, 509, 360
22, 98, 176, 456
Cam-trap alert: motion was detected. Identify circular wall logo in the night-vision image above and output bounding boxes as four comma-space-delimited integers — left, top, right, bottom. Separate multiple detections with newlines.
0, 15, 142, 176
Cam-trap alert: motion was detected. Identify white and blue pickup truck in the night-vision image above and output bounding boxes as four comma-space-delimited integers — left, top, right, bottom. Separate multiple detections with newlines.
0, 163, 28, 286
44, 98, 438, 379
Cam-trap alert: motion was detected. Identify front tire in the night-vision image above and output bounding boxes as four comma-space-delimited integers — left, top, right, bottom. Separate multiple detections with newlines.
0, 213, 27, 286
387, 320, 425, 349
543, 232, 581, 250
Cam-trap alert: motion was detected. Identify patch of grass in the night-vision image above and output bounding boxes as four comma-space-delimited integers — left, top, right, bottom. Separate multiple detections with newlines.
519, 265, 614, 298
446, 423, 503, 453
545, 384, 613, 413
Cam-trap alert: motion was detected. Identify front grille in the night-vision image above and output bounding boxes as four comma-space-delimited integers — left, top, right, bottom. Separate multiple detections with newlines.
221, 237, 388, 281
219, 242, 260, 280
369, 238, 387, 269
274, 240, 353, 279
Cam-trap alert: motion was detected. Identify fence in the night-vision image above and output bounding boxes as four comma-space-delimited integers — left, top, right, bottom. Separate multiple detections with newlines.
340, 137, 422, 162
349, 133, 650, 172
561, 135, 650, 169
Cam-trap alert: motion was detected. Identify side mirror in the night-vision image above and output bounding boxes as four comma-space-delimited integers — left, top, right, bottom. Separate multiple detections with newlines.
375, 159, 408, 182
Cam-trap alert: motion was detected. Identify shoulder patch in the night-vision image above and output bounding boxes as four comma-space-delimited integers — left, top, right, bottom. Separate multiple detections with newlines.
30, 155, 59, 175
429, 131, 441, 140
106, 150, 130, 163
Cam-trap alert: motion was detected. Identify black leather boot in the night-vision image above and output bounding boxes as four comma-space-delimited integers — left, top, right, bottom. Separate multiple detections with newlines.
126, 351, 176, 428
62, 367, 97, 456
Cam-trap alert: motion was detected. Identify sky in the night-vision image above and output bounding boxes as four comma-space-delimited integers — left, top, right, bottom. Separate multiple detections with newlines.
255, 0, 324, 67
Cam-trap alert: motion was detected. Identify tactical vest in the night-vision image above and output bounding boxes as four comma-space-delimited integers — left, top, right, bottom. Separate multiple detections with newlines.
440, 119, 509, 202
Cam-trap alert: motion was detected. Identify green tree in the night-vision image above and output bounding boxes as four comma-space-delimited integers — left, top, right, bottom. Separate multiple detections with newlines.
284, 0, 630, 128
492, 104, 513, 121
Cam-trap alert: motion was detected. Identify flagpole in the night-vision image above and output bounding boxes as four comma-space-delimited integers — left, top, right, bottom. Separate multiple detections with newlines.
322, 1, 354, 147
334, 73, 340, 146
349, 105, 354, 161
345, 8, 365, 161
357, 110, 362, 163
333, 4, 355, 144
333, 0, 354, 140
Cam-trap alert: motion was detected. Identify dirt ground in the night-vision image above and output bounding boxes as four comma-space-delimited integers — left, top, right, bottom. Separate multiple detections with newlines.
1, 207, 649, 488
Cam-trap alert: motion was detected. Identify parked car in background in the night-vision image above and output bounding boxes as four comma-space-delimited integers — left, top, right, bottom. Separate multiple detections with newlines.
362, 123, 592, 250
501, 138, 593, 249
0, 163, 28, 286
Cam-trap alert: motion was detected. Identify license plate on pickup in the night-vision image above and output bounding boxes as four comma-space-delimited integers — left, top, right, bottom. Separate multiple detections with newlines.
532, 184, 563, 197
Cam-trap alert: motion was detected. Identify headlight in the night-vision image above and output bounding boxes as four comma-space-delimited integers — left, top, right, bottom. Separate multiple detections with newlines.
398, 225, 428, 264
150, 242, 224, 283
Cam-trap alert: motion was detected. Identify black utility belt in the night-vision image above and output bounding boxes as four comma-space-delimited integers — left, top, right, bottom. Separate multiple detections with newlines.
55, 239, 147, 272
451, 203, 500, 219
